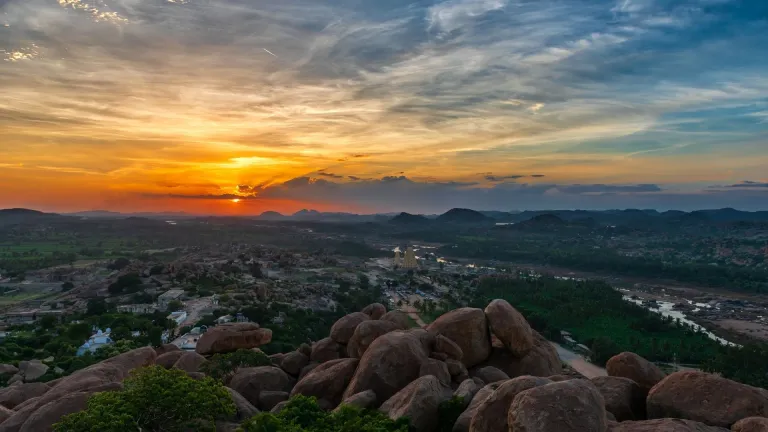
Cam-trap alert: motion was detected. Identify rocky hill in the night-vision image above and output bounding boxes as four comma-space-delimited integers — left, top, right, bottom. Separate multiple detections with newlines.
436, 208, 492, 224
389, 212, 431, 225
2, 300, 768, 431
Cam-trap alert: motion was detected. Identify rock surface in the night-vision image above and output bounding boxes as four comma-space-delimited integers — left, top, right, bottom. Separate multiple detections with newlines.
347, 320, 402, 359
379, 375, 452, 432
361, 303, 387, 320
259, 391, 290, 411
469, 375, 550, 432
195, 323, 272, 355
310, 337, 343, 364
156, 351, 185, 369
606, 352, 666, 392
419, 358, 451, 386
647, 371, 768, 428
427, 308, 491, 368
172, 352, 208, 373
17, 361, 48, 382
225, 388, 260, 421
291, 358, 359, 407
732, 417, 768, 432
484, 299, 534, 357
330, 312, 371, 344
592, 376, 646, 421
509, 379, 608, 432
339, 390, 378, 410
480, 331, 562, 378
453, 378, 483, 409
453, 383, 498, 432
0, 383, 50, 409
0, 365, 19, 377
343, 331, 429, 402
380, 311, 412, 329
228, 366, 295, 410
280, 351, 310, 376
610, 419, 729, 431
435, 335, 464, 361
470, 366, 509, 384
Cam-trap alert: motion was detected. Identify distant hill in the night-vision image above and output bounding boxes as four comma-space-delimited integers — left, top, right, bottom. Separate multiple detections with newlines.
436, 208, 492, 224
0, 208, 67, 227
389, 212, 430, 225
257, 211, 286, 220
521, 213, 566, 226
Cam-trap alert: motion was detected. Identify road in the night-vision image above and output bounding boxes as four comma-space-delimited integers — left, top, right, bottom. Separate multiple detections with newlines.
179, 296, 214, 327
387, 291, 427, 327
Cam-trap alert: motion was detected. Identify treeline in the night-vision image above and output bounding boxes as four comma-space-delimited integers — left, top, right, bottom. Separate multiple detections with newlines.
440, 240, 768, 293
468, 275, 768, 387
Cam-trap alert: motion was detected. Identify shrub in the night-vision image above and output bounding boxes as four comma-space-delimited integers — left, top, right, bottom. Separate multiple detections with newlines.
238, 395, 409, 432
201, 348, 272, 382
53, 366, 235, 432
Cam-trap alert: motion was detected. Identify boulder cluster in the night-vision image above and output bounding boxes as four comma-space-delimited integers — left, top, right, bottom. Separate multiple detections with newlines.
2, 299, 768, 431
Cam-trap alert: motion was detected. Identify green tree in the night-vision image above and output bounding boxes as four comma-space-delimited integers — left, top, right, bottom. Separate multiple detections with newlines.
110, 326, 132, 342
40, 314, 58, 330
166, 300, 183, 312
61, 281, 74, 291
238, 395, 408, 432
54, 366, 235, 432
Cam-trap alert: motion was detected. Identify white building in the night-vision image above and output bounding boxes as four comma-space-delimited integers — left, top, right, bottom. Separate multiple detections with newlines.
117, 304, 156, 314
157, 289, 185, 310
76, 328, 113, 356
167, 311, 187, 326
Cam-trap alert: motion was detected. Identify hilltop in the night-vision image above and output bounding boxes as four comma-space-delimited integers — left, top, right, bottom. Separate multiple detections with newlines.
388, 212, 430, 225
2, 299, 765, 431
436, 208, 491, 224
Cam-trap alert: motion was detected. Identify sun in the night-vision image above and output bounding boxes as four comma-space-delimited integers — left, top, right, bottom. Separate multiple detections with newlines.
231, 198, 241, 203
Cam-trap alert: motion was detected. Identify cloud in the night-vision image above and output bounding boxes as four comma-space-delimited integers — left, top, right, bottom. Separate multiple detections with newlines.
316, 172, 344, 179
724, 181, 768, 188
555, 184, 663, 194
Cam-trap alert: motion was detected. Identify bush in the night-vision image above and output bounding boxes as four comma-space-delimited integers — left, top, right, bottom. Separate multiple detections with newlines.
54, 366, 235, 432
201, 348, 272, 382
238, 395, 409, 432
437, 396, 465, 432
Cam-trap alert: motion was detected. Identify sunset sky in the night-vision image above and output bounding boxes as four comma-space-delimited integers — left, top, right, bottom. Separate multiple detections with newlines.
1, 0, 767, 214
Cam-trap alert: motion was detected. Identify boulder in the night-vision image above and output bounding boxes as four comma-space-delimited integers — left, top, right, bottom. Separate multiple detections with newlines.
269, 353, 286, 367
153, 344, 181, 356
0, 406, 12, 424
379, 375, 452, 432
452, 383, 499, 432
427, 308, 491, 368
281, 351, 310, 377
298, 362, 320, 381
225, 388, 260, 421
509, 379, 608, 432
291, 358, 359, 408
347, 320, 402, 358
419, 359, 451, 386
0, 365, 18, 377
156, 351, 185, 369
606, 352, 666, 392
446, 359, 467, 378
480, 331, 561, 378
310, 338, 343, 364
228, 366, 295, 409
343, 331, 430, 403
469, 376, 551, 432
339, 390, 377, 410
431, 352, 449, 362
470, 366, 509, 384
172, 352, 208, 373
16, 382, 122, 432
330, 312, 371, 344
298, 343, 312, 358
361, 303, 387, 320
435, 335, 464, 361
17, 361, 48, 382
259, 391, 289, 411
592, 376, 646, 421
195, 323, 272, 355
409, 328, 437, 353
732, 417, 768, 432
484, 299, 534, 357
0, 383, 50, 409
453, 378, 483, 409
0, 398, 39, 432
101, 347, 157, 375
270, 400, 290, 414
647, 371, 768, 428
380, 310, 412, 329
611, 419, 729, 431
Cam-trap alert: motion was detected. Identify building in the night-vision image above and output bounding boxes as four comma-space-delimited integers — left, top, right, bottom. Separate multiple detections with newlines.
117, 304, 156, 314
393, 250, 402, 268
157, 289, 185, 310
402, 247, 418, 269
167, 311, 187, 326
76, 329, 113, 356
0, 310, 65, 325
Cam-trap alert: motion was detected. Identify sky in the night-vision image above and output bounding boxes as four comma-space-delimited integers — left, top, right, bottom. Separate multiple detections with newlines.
0, 0, 767, 215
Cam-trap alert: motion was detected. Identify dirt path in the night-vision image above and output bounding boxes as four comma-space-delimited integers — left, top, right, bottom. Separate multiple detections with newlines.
388, 291, 427, 327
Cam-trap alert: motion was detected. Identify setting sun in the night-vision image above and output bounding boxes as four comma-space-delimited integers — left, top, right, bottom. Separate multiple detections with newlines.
231, 199, 241, 203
